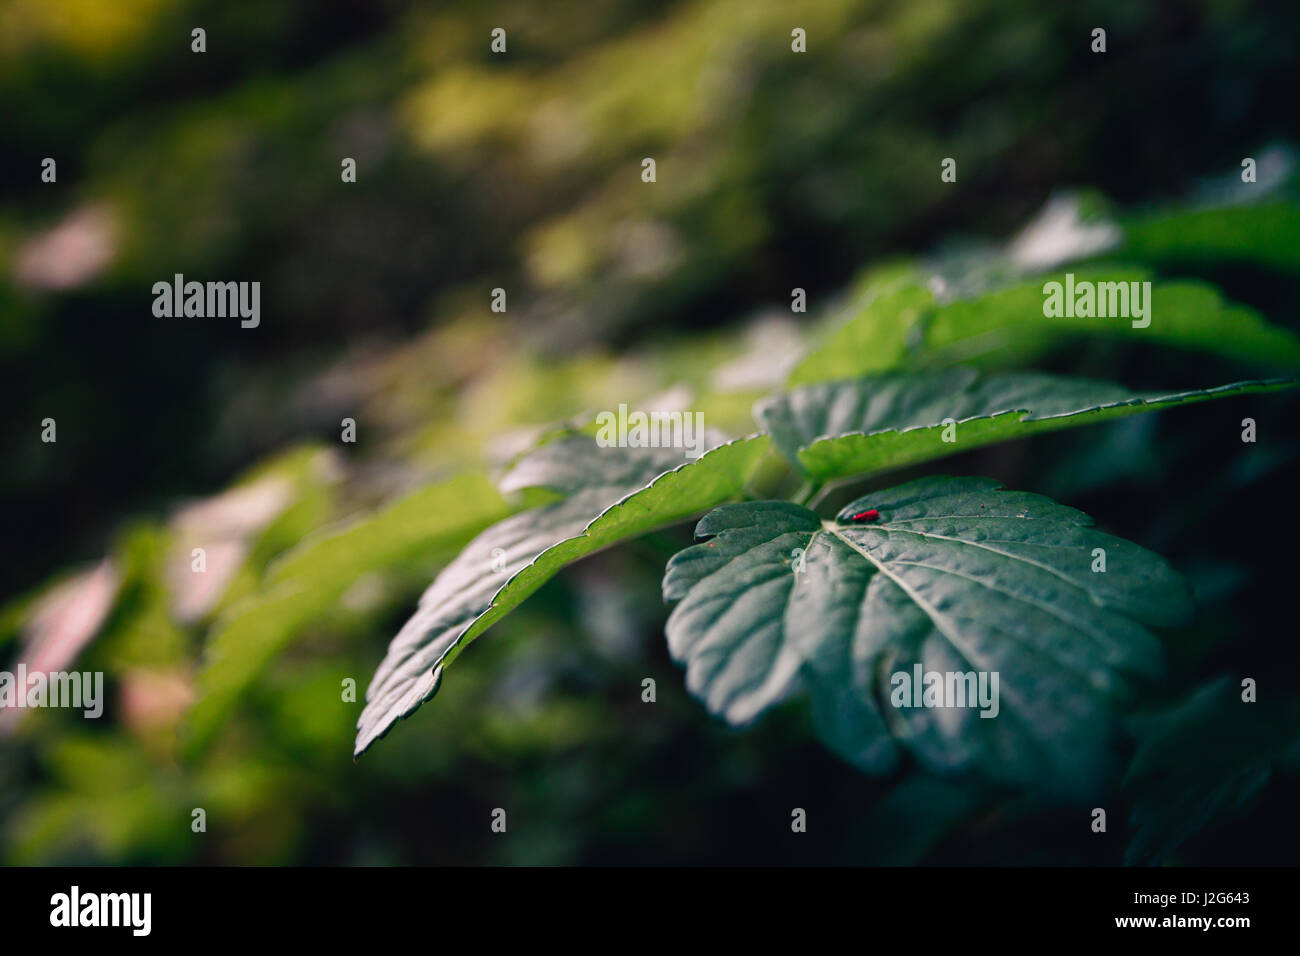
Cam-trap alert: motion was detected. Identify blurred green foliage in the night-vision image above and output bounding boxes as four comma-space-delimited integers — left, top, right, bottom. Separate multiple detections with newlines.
2, 0, 1299, 865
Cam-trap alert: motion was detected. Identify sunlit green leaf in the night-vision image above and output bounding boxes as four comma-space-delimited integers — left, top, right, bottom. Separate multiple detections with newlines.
756, 369, 1296, 481
355, 434, 769, 755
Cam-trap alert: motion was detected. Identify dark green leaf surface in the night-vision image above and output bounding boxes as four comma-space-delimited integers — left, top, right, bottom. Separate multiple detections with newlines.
756, 369, 1296, 480
355, 433, 769, 755
663, 476, 1191, 795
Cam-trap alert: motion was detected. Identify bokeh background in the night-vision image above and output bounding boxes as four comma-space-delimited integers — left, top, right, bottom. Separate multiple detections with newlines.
2, 0, 1299, 865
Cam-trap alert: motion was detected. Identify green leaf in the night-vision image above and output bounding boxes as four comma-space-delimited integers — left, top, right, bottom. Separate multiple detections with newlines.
786, 273, 931, 385
1122, 200, 1300, 273
355, 433, 770, 756
925, 270, 1300, 368
266, 475, 508, 590
789, 266, 1300, 380
755, 369, 1297, 481
185, 471, 510, 754
662, 476, 1191, 796
1123, 678, 1300, 865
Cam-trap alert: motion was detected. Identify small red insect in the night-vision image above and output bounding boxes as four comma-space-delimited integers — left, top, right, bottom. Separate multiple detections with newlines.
850, 509, 879, 522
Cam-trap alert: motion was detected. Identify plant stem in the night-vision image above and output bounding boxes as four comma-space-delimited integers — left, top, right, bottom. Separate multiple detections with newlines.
792, 481, 822, 507
807, 480, 841, 510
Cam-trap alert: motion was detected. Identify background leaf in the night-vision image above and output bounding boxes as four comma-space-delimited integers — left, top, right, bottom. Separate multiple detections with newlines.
790, 265, 1300, 381
786, 275, 932, 385
185, 472, 510, 753
1122, 199, 1300, 273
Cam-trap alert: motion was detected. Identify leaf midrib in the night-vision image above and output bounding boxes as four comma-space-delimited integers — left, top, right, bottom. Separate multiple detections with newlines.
820, 522, 996, 679
818, 522, 1059, 769
821, 521, 1117, 730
